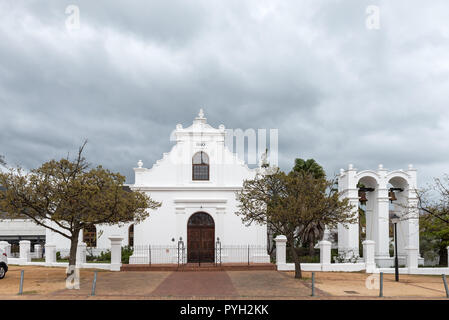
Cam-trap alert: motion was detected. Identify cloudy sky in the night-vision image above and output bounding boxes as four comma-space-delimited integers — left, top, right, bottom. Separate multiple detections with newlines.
1, 0, 448, 186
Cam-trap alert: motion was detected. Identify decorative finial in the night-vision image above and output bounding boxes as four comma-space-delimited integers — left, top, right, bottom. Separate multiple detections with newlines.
348, 164, 354, 170
378, 164, 384, 170
198, 108, 205, 118
137, 160, 143, 168
408, 164, 413, 170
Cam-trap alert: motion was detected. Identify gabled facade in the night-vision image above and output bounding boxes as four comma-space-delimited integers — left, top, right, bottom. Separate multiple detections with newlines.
46, 110, 271, 263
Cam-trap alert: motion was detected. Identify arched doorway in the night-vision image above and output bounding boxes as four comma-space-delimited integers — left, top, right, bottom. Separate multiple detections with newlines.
187, 212, 215, 263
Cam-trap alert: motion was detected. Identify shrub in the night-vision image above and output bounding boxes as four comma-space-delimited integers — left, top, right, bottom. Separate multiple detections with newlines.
122, 246, 133, 264
98, 250, 111, 262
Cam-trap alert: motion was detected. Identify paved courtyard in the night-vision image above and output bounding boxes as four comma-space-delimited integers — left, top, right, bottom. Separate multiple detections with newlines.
0, 266, 448, 299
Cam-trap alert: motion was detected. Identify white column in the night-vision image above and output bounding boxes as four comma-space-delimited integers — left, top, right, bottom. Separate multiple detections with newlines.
404, 197, 420, 253
19, 240, 31, 263
76, 242, 87, 266
447, 246, 449, 267
274, 235, 287, 267
34, 244, 43, 259
375, 188, 390, 258
338, 164, 359, 258
0, 241, 10, 257
319, 240, 332, 271
109, 236, 123, 271
45, 244, 56, 264
338, 197, 359, 258
405, 246, 418, 271
363, 240, 376, 273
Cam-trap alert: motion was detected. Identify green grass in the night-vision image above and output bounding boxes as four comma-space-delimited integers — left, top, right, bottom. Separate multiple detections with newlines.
20, 290, 38, 295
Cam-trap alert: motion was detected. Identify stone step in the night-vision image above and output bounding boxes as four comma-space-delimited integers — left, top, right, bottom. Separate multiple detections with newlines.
121, 263, 276, 272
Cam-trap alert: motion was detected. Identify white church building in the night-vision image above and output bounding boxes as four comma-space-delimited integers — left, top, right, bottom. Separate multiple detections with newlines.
45, 109, 271, 264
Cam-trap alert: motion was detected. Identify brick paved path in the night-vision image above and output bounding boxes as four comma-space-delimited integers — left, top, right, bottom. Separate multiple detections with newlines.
151, 271, 238, 297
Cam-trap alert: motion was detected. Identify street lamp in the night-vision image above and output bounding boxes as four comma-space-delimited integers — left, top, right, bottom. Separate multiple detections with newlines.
391, 213, 400, 282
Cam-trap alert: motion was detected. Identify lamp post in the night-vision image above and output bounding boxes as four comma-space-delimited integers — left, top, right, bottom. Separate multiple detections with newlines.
391, 213, 400, 282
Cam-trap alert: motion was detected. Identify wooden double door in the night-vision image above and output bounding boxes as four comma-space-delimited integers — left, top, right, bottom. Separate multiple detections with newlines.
187, 212, 215, 263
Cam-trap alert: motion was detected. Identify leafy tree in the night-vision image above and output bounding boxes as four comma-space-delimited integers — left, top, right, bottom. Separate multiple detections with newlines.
298, 221, 325, 256
417, 175, 449, 224
0, 155, 5, 167
292, 158, 327, 255
236, 168, 355, 278
420, 213, 449, 266
0, 142, 161, 278
293, 158, 326, 179
416, 175, 449, 265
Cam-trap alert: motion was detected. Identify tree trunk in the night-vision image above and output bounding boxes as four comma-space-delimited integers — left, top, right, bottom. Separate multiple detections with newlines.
67, 229, 80, 278
309, 241, 315, 257
289, 239, 302, 279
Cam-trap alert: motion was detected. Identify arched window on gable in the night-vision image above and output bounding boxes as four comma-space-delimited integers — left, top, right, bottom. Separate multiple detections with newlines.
83, 225, 97, 247
192, 151, 209, 181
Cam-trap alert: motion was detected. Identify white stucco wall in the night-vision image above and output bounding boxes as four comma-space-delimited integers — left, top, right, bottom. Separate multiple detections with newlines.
0, 219, 46, 236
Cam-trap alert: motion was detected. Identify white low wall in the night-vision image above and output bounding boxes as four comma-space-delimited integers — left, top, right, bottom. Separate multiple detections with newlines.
378, 267, 449, 275
273, 236, 449, 275
277, 262, 366, 272
7, 258, 112, 270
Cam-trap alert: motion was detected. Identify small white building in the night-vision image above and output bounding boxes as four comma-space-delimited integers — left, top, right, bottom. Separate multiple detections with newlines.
45, 110, 271, 264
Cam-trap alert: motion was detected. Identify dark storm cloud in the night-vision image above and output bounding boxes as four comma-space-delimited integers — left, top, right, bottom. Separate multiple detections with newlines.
0, 0, 448, 187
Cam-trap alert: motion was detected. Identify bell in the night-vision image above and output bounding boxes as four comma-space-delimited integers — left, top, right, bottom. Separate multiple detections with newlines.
389, 190, 397, 203
359, 190, 368, 205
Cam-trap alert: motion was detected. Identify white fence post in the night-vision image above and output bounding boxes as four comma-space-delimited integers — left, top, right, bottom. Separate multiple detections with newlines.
405, 246, 418, 272
274, 235, 287, 268
319, 240, 332, 271
34, 244, 43, 259
19, 240, 31, 263
363, 240, 376, 273
109, 236, 123, 271
0, 241, 11, 257
76, 242, 87, 267
45, 244, 56, 264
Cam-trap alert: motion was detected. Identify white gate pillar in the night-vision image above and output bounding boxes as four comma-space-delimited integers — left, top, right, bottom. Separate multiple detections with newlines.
109, 236, 123, 271
274, 235, 287, 267
76, 242, 87, 266
19, 240, 31, 263
319, 240, 332, 271
0, 241, 11, 257
405, 246, 418, 271
34, 244, 43, 259
45, 244, 56, 264
363, 240, 376, 273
